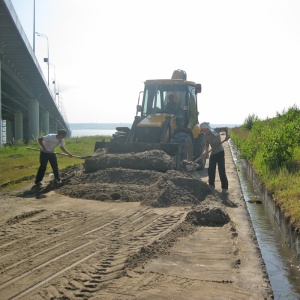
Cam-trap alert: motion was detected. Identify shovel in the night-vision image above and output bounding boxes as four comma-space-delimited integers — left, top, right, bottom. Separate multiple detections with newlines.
182, 139, 228, 168
195, 138, 228, 163
27, 147, 92, 159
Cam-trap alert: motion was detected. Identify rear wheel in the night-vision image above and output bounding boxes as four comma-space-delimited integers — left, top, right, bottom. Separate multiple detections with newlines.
173, 131, 193, 162
111, 131, 128, 142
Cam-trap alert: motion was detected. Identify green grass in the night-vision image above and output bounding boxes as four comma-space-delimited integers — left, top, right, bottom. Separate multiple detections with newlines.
230, 106, 300, 228
0, 135, 110, 189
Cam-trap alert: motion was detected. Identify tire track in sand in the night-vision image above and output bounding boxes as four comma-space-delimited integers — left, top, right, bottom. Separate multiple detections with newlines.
0, 203, 188, 300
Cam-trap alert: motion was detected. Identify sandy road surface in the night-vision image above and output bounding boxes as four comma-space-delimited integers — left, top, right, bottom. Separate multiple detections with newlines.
0, 141, 273, 300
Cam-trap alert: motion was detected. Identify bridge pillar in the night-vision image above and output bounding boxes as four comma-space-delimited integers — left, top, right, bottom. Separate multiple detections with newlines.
6, 120, 13, 143
0, 60, 2, 147
41, 111, 49, 134
15, 111, 23, 141
28, 99, 39, 140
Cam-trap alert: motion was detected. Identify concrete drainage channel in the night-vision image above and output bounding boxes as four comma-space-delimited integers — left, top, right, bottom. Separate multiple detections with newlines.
230, 142, 300, 300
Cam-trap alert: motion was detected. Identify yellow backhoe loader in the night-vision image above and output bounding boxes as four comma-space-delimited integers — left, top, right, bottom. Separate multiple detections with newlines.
94, 70, 206, 170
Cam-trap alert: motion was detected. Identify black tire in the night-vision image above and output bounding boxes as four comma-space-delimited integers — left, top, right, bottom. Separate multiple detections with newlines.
111, 131, 128, 142
173, 131, 193, 162
193, 133, 206, 170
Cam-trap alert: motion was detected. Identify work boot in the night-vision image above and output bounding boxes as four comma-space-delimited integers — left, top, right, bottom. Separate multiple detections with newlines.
209, 185, 215, 195
222, 189, 229, 195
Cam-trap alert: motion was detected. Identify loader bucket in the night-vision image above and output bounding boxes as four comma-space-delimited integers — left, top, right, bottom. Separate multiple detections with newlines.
94, 141, 182, 170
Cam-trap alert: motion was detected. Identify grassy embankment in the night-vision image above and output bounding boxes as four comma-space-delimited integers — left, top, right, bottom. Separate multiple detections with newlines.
0, 135, 110, 190
230, 105, 300, 229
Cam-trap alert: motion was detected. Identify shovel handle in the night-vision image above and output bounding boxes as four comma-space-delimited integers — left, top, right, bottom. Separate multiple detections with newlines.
193, 139, 228, 164
27, 147, 90, 159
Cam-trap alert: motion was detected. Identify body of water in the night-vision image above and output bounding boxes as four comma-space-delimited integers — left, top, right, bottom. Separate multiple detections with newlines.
71, 129, 116, 137
70, 124, 241, 138
230, 142, 300, 300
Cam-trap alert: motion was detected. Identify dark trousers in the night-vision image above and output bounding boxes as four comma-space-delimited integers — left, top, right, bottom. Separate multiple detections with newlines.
208, 150, 228, 189
35, 152, 60, 183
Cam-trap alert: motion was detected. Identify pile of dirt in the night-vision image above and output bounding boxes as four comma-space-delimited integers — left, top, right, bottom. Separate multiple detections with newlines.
59, 165, 211, 207
55, 150, 233, 207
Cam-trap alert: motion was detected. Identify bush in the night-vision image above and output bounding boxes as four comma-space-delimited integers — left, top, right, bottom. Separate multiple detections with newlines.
232, 106, 300, 171
230, 105, 300, 227
242, 114, 259, 130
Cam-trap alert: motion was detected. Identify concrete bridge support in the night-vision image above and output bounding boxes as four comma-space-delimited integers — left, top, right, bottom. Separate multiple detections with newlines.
15, 111, 23, 141
28, 99, 39, 141
6, 120, 13, 143
0, 59, 2, 147
41, 111, 49, 135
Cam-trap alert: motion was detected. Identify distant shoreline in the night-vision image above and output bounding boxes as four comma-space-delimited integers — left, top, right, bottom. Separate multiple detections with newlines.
69, 123, 241, 130
69, 123, 132, 130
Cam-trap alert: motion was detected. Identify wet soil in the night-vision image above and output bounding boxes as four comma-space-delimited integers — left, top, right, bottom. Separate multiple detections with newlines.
0, 142, 273, 299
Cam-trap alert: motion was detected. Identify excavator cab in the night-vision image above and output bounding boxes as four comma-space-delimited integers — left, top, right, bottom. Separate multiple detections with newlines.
139, 80, 199, 130
142, 83, 185, 115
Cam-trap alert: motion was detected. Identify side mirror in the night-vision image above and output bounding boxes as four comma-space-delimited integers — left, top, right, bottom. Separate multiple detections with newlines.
196, 84, 202, 94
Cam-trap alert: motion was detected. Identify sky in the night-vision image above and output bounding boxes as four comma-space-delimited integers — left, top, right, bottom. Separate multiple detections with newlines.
10, 0, 300, 125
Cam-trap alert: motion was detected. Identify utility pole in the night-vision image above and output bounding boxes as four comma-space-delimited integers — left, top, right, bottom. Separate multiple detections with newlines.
36, 32, 49, 86
33, 0, 35, 52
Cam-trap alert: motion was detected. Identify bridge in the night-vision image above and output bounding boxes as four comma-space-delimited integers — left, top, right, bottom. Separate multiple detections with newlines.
0, 0, 70, 147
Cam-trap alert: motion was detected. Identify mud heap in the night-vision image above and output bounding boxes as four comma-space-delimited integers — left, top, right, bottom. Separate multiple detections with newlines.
58, 150, 212, 207
84, 150, 174, 172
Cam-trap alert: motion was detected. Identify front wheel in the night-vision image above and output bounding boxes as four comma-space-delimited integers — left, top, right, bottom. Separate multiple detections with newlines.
172, 131, 193, 163
193, 133, 206, 170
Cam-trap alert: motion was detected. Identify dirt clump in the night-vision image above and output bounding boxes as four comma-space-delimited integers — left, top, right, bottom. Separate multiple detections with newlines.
187, 196, 230, 226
